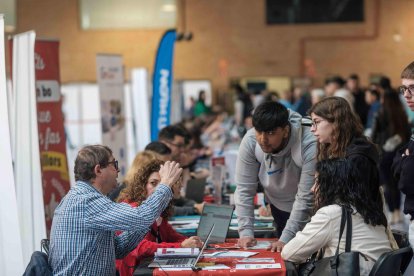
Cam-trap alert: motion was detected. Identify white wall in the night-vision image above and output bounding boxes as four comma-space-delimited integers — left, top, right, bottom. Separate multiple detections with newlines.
61, 83, 138, 185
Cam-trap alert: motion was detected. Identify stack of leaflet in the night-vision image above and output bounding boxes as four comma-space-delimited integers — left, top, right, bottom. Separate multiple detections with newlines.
155, 248, 200, 258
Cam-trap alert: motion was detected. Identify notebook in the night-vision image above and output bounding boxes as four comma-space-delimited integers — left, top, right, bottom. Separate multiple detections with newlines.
148, 224, 215, 269
197, 204, 234, 244
185, 178, 207, 203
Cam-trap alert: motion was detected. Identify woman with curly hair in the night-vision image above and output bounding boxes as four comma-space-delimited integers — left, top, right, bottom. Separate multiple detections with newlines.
282, 158, 393, 275
116, 155, 203, 276
108, 150, 165, 201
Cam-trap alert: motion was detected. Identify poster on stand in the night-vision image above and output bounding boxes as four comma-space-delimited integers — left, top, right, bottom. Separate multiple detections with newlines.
96, 54, 127, 176
131, 68, 150, 151
35, 40, 71, 234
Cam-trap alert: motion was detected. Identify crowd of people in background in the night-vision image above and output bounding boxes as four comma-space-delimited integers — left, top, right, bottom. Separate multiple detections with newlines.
46, 63, 414, 276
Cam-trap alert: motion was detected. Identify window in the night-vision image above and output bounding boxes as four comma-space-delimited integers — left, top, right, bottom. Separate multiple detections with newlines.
266, 0, 364, 25
79, 0, 176, 30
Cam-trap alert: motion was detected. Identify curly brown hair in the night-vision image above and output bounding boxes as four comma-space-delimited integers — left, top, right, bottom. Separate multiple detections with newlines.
118, 158, 174, 218
123, 151, 162, 186
309, 97, 363, 160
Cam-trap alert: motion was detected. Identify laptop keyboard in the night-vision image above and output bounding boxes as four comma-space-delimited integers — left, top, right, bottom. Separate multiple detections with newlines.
166, 258, 191, 265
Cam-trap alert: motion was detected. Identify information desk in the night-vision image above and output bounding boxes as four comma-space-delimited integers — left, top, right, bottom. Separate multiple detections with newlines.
133, 239, 286, 276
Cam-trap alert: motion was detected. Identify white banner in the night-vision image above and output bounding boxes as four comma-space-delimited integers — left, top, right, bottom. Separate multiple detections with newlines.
96, 54, 127, 176
131, 68, 150, 152
12, 30, 46, 265
0, 14, 24, 275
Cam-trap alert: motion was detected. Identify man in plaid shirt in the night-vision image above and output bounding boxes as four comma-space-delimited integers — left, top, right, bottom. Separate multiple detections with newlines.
49, 145, 182, 275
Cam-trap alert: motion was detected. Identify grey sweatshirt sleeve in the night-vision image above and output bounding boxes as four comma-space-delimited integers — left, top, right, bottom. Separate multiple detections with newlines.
279, 130, 316, 244
234, 129, 260, 238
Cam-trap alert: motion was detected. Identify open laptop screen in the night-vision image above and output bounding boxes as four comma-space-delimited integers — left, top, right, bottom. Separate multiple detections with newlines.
197, 204, 234, 244
185, 178, 206, 203
148, 224, 215, 269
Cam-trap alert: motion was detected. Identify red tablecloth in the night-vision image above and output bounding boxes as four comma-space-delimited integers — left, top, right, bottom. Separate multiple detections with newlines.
153, 239, 286, 276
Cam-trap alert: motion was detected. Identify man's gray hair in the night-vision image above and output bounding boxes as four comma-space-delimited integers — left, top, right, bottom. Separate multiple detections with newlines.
74, 145, 112, 182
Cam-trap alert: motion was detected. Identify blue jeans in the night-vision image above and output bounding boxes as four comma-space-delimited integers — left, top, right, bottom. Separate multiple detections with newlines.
270, 204, 291, 238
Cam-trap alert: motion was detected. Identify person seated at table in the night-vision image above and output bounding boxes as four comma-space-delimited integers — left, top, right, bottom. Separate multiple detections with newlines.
107, 150, 163, 201
116, 158, 203, 276
49, 145, 182, 275
282, 158, 394, 275
158, 125, 205, 216
145, 141, 173, 162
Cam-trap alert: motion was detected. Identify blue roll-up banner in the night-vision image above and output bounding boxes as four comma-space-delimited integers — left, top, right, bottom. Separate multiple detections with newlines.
151, 29, 176, 141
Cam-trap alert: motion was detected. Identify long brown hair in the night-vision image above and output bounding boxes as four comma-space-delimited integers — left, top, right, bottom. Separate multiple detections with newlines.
309, 97, 363, 160
118, 157, 173, 218
382, 91, 410, 142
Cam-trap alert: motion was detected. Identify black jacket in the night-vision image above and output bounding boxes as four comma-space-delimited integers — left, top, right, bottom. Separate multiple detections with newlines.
392, 134, 414, 218
346, 136, 379, 164
345, 137, 382, 202
23, 251, 52, 276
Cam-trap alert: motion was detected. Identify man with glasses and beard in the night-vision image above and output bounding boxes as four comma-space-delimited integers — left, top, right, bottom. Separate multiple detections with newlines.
235, 101, 316, 252
49, 145, 182, 275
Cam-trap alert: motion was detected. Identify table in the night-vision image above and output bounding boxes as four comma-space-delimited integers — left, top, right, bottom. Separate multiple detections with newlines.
134, 239, 286, 276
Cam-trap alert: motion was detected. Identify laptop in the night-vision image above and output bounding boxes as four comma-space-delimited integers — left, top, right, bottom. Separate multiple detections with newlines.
148, 224, 215, 269
185, 178, 207, 203
197, 204, 234, 244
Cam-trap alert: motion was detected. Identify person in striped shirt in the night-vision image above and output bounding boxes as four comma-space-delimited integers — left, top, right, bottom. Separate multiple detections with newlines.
49, 145, 182, 276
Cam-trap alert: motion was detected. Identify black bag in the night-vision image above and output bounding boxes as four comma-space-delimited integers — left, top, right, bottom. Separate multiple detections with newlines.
299, 206, 360, 276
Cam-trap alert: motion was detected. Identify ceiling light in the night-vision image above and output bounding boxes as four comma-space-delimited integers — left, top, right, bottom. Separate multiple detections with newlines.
161, 4, 176, 12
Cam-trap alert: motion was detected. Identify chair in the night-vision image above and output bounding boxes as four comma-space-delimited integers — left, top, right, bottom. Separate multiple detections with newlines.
369, 247, 413, 276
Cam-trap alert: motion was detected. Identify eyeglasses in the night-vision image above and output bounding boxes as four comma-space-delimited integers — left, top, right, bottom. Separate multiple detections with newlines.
107, 159, 119, 171
399, 85, 414, 96
311, 119, 326, 130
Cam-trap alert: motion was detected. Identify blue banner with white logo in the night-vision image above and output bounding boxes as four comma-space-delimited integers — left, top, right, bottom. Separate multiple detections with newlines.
151, 29, 176, 141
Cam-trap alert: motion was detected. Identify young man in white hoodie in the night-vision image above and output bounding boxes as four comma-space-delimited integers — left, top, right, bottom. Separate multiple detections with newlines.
235, 101, 317, 252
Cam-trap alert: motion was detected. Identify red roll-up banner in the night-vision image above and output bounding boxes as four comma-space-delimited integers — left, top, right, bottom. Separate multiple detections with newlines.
35, 40, 70, 234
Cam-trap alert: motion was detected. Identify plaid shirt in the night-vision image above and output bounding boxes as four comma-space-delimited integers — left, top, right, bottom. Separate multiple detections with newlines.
49, 181, 172, 276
